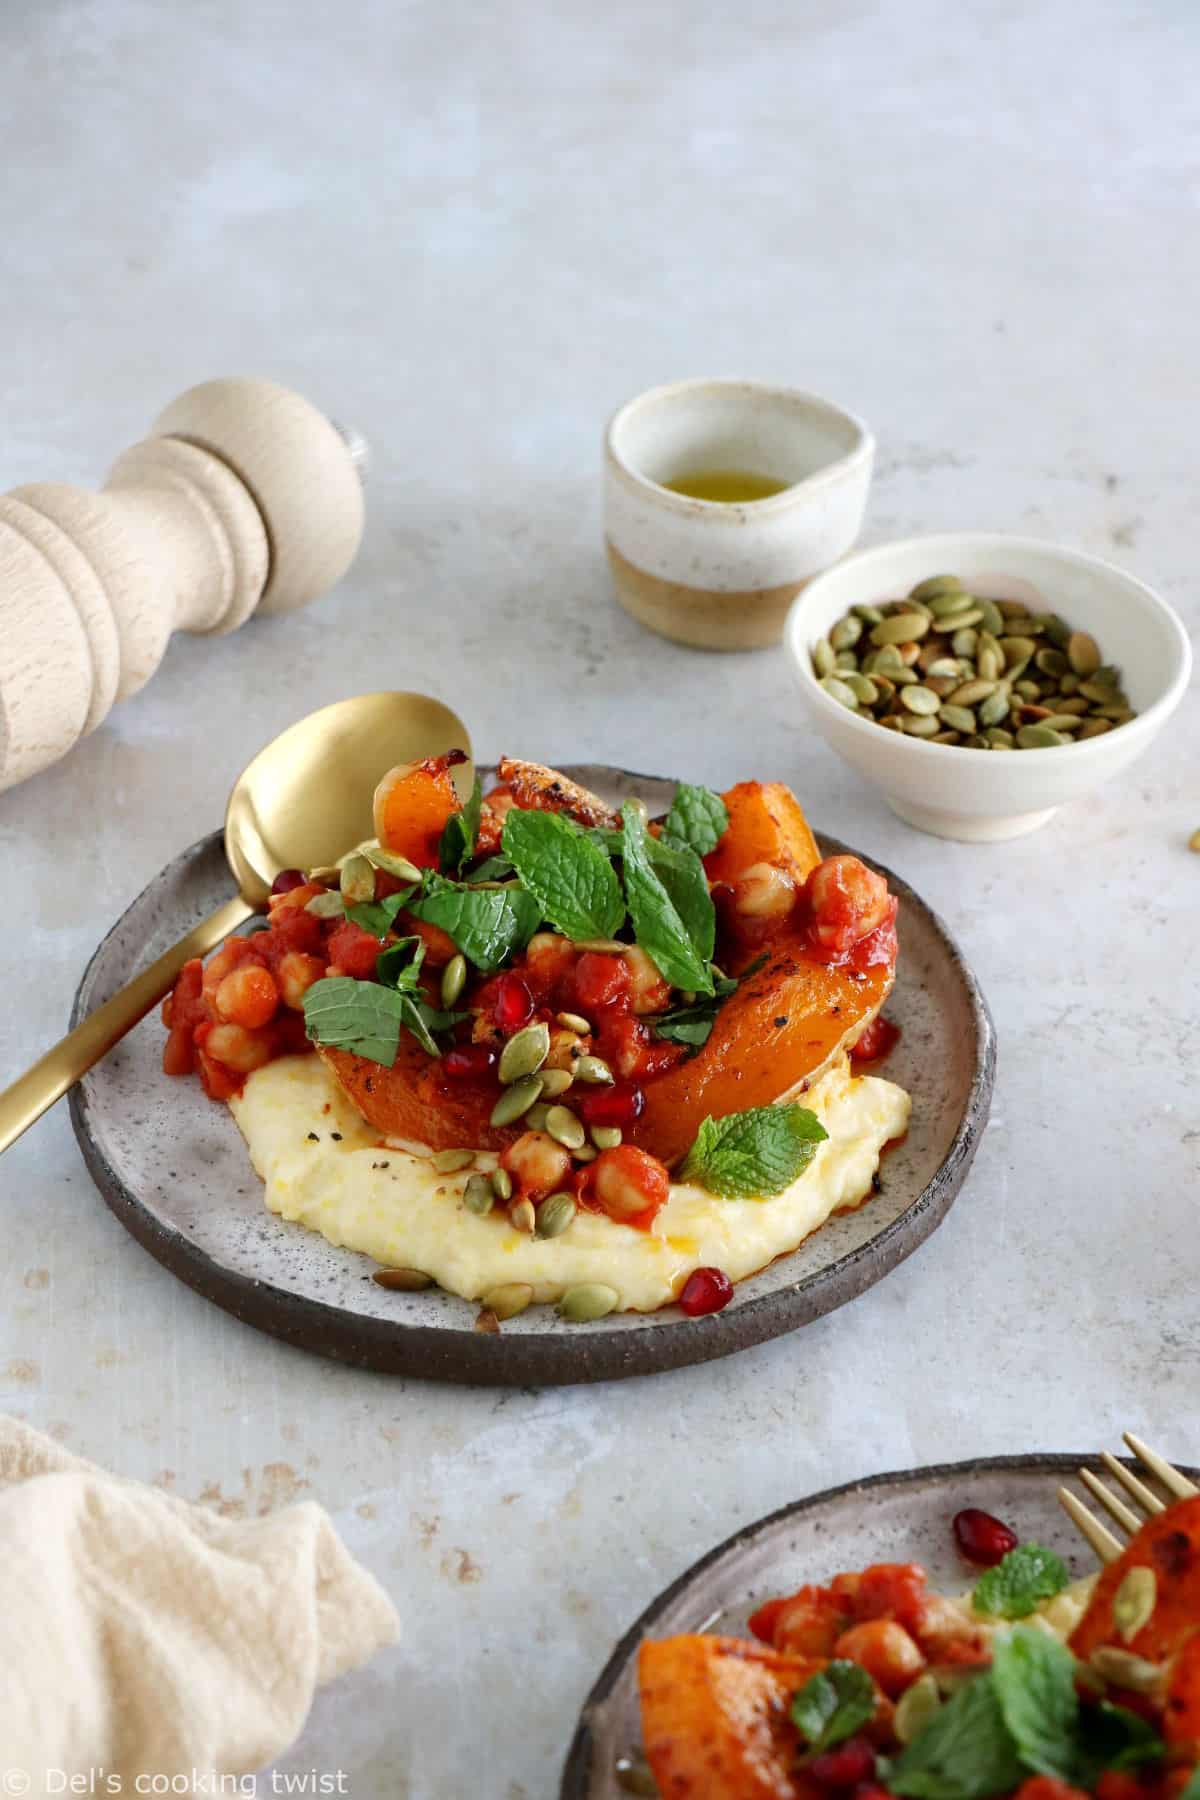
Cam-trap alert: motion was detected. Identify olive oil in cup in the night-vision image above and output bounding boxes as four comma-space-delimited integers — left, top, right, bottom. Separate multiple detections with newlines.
604, 378, 874, 651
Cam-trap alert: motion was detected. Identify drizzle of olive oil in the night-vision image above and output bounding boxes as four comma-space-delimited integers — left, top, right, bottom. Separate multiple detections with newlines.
662, 468, 791, 504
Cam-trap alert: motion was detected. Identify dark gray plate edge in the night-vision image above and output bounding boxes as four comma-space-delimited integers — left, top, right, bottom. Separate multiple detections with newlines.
67, 777, 996, 1386
559, 1450, 1200, 1795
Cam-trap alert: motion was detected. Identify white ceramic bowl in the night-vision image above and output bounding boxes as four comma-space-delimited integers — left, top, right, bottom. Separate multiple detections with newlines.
604, 378, 873, 650
784, 532, 1192, 841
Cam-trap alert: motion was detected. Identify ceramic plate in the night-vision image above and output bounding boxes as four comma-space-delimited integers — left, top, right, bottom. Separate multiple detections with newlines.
560, 1451, 1200, 1795
69, 765, 995, 1385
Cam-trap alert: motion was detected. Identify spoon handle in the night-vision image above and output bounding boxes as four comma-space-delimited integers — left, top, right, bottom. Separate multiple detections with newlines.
0, 893, 253, 1154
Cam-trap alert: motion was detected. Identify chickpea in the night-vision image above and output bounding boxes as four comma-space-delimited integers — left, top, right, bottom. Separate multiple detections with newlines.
524, 931, 577, 988
624, 944, 671, 1015
204, 1023, 274, 1075
834, 1619, 926, 1699
275, 951, 326, 1010
215, 964, 279, 1029
590, 1145, 670, 1224
499, 1131, 573, 1200
808, 854, 890, 954
732, 861, 797, 920
544, 1026, 590, 1071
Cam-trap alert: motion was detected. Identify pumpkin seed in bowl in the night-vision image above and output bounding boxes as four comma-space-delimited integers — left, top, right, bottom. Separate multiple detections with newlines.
811, 575, 1138, 749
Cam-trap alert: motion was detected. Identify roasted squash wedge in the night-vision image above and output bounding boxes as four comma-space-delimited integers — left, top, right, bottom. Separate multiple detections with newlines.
1070, 1496, 1200, 1667
318, 1040, 510, 1152
638, 1634, 822, 1798
704, 780, 822, 891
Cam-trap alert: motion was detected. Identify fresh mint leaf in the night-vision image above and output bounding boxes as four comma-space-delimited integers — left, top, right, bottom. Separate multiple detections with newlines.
399, 994, 466, 1057
663, 782, 729, 857
1080, 1701, 1165, 1772
407, 873, 541, 972
468, 854, 514, 881
991, 1627, 1080, 1779
973, 1546, 1069, 1621
790, 1660, 875, 1750
620, 802, 713, 995
889, 1670, 1024, 1799
439, 778, 483, 875
585, 826, 626, 858
345, 887, 416, 939
501, 808, 625, 942
302, 976, 410, 1067
653, 972, 738, 1050
375, 935, 426, 991
646, 832, 715, 968
679, 1104, 828, 1198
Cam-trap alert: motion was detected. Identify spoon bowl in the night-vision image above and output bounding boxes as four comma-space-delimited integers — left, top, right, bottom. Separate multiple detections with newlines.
0, 691, 473, 1152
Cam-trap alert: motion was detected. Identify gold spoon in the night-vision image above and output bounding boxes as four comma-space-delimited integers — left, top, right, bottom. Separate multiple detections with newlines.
0, 692, 473, 1154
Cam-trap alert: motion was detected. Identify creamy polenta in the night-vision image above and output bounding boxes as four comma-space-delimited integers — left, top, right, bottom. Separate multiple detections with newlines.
230, 1054, 910, 1313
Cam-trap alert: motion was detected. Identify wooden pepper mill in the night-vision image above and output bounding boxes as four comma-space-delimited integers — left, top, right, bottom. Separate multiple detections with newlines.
0, 377, 366, 794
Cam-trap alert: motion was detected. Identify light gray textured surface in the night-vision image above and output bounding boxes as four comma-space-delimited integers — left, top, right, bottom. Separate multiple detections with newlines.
0, 1, 1197, 1794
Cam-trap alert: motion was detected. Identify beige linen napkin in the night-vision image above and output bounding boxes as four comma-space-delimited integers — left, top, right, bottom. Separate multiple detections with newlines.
0, 1417, 399, 1790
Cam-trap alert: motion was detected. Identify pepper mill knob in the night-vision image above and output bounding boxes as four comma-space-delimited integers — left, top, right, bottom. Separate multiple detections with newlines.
0, 376, 366, 794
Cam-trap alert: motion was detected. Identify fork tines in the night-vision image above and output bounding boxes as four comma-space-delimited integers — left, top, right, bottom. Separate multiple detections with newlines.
1058, 1432, 1198, 1564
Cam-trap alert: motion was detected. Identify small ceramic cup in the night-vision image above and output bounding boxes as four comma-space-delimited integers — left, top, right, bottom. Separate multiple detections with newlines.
604, 378, 874, 651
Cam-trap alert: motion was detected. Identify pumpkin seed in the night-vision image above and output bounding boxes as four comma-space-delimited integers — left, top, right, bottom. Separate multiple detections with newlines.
305, 864, 343, 886
926, 657, 963, 679
812, 637, 837, 676
304, 889, 345, 918
432, 1147, 475, 1172
1000, 635, 1037, 666
978, 689, 1012, 727
1068, 630, 1101, 674
490, 1075, 545, 1127
889, 665, 919, 685
977, 597, 1006, 637
1035, 647, 1069, 678
339, 852, 377, 907
1078, 717, 1112, 739
895, 1671, 942, 1745
1189, 827, 1200, 851
1016, 724, 1066, 748
575, 1055, 614, 1085
1096, 703, 1134, 721
1094, 663, 1123, 687
986, 727, 1015, 748
872, 675, 897, 706
976, 645, 1004, 683
1077, 678, 1115, 704
1089, 1647, 1163, 1695
510, 1197, 536, 1234
440, 953, 467, 1008
830, 614, 863, 650
820, 674, 859, 710
545, 1104, 586, 1150
879, 714, 904, 731
899, 684, 940, 715
1113, 1566, 1157, 1642
909, 573, 965, 601
896, 640, 923, 665
926, 676, 959, 699
1014, 678, 1041, 700
1018, 704, 1052, 723
483, 1282, 533, 1321
591, 1125, 623, 1150
573, 1144, 598, 1163
1040, 713, 1083, 732
1042, 612, 1071, 647
538, 1067, 574, 1098
872, 644, 907, 673
901, 714, 940, 737
938, 703, 977, 734
947, 678, 997, 706
373, 1267, 433, 1291
995, 598, 1029, 618
927, 589, 977, 617
871, 612, 931, 645
555, 1011, 591, 1035
464, 1174, 494, 1216
558, 1282, 620, 1323
844, 672, 879, 705
930, 730, 962, 744
525, 1102, 551, 1131
491, 1167, 514, 1201
1059, 672, 1080, 694
903, 598, 934, 619
363, 844, 423, 882
475, 1307, 500, 1334
536, 1192, 578, 1238
498, 1021, 551, 1084
852, 602, 885, 623
951, 627, 979, 659
964, 734, 990, 748
1003, 616, 1045, 635
834, 649, 859, 670
1055, 695, 1090, 715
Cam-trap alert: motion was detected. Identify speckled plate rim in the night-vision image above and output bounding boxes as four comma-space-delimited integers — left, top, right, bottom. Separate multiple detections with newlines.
559, 1451, 1200, 1794
67, 767, 996, 1385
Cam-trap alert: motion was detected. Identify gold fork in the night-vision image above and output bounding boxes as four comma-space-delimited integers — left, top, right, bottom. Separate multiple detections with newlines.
1058, 1432, 1198, 1562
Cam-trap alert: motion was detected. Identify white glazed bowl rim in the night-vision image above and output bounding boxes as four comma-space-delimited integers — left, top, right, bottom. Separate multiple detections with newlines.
605, 377, 875, 517
785, 531, 1192, 768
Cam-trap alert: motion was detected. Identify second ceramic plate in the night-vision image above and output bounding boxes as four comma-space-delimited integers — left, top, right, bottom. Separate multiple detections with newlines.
69, 765, 995, 1384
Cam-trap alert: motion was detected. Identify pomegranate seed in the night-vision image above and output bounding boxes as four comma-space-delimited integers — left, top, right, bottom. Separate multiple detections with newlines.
853, 1788, 892, 1800
271, 868, 307, 895
679, 1267, 734, 1316
493, 973, 534, 1034
808, 1739, 875, 1787
443, 1044, 498, 1081
575, 1082, 645, 1130
953, 1508, 1017, 1567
